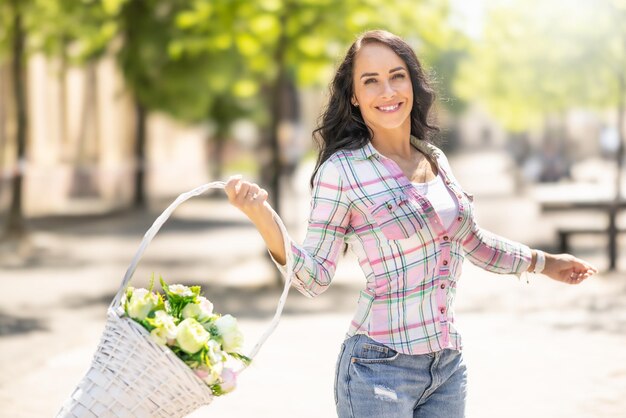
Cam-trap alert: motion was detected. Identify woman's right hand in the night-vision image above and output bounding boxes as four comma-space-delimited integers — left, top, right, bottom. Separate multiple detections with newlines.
224, 175, 271, 224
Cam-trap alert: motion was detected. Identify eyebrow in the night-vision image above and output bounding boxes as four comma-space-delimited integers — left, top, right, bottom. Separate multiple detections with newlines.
360, 66, 406, 79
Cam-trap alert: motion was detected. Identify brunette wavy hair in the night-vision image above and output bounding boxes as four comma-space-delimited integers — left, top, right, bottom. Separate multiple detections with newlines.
310, 30, 439, 187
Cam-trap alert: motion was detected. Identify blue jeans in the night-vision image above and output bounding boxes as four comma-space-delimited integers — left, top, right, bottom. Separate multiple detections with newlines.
334, 334, 467, 418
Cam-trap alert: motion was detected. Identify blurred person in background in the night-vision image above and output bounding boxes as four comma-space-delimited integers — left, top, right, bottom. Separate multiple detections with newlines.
225, 30, 597, 418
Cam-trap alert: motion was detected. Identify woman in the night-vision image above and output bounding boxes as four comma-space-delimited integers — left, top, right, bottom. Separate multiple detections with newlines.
224, 30, 597, 418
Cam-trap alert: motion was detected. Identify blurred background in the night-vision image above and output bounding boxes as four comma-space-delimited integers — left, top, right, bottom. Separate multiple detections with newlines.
1, 0, 625, 417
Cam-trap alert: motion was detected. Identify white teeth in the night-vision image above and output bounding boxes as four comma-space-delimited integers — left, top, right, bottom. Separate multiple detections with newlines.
378, 103, 400, 112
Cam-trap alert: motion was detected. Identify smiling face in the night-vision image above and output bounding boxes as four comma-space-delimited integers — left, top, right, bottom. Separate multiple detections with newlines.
351, 42, 413, 138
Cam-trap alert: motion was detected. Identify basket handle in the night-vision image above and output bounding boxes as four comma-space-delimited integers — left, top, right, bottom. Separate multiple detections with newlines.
109, 181, 294, 361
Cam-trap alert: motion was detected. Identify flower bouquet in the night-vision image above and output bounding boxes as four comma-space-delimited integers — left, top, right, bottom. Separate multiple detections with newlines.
122, 277, 250, 396
57, 181, 293, 418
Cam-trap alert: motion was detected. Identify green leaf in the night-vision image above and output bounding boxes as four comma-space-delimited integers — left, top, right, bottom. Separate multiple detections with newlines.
228, 351, 252, 366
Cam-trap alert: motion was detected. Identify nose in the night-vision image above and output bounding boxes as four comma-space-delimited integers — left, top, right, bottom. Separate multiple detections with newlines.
380, 79, 396, 99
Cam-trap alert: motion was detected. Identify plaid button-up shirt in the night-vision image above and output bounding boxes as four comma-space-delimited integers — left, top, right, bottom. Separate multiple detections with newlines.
279, 137, 531, 355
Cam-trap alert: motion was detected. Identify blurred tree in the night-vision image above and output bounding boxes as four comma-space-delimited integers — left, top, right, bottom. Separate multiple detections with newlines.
108, 0, 253, 207
173, 0, 462, 214
454, 0, 626, 135
0, 0, 113, 237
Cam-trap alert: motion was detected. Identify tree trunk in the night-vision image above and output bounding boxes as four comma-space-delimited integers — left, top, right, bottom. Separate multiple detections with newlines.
133, 99, 147, 208
5, 1, 27, 238
0, 64, 7, 197
262, 8, 295, 285
265, 9, 289, 217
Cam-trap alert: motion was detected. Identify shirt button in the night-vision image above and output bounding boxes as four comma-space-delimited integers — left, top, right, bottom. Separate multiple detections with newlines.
387, 203, 393, 210
443, 235, 449, 241
440, 307, 446, 314
440, 283, 446, 289
443, 260, 448, 266
445, 180, 451, 185
457, 216, 463, 221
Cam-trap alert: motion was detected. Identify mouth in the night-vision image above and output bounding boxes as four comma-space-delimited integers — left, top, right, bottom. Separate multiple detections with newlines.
376, 102, 402, 113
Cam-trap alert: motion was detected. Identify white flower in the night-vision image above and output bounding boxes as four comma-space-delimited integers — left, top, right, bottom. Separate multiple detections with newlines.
176, 318, 210, 354
168, 284, 194, 297
215, 315, 244, 352
181, 296, 214, 322
127, 288, 160, 321
149, 310, 177, 346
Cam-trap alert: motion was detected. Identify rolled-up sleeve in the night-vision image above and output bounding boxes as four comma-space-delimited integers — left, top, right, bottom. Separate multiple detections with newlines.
271, 158, 351, 297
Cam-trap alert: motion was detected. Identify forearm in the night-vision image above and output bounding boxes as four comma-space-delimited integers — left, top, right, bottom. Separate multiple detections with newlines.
250, 209, 287, 266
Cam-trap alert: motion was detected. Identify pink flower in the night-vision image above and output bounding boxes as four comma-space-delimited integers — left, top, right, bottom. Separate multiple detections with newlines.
220, 368, 237, 393
194, 366, 220, 385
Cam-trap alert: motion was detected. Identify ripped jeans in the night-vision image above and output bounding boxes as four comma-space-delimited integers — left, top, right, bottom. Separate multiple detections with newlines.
334, 334, 467, 418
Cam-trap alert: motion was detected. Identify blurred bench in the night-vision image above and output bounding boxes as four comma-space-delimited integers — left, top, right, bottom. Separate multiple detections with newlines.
557, 226, 626, 254
540, 199, 626, 271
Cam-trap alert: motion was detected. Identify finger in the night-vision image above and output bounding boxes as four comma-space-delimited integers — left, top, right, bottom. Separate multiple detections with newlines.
256, 188, 269, 203
224, 175, 243, 200
567, 271, 582, 284
575, 258, 598, 274
236, 182, 251, 202
246, 184, 261, 200
568, 269, 591, 284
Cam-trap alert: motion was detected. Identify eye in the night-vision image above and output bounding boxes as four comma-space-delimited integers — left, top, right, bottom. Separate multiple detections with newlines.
392, 73, 406, 80
364, 78, 377, 85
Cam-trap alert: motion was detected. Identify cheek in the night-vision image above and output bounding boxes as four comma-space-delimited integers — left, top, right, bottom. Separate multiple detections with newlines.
400, 82, 413, 101
357, 85, 379, 102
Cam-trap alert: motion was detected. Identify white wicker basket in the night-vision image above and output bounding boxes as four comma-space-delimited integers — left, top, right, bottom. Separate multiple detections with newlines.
57, 182, 294, 418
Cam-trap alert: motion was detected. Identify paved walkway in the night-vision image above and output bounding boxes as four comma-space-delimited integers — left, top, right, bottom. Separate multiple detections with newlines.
1, 151, 625, 417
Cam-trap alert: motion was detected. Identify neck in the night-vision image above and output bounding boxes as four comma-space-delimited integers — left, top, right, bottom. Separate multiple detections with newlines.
370, 123, 412, 159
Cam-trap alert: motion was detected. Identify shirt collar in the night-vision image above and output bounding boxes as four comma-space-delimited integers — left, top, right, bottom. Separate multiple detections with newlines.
352, 136, 440, 162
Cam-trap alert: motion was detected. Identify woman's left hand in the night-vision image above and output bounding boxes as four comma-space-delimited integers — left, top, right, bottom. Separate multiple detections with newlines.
542, 253, 598, 285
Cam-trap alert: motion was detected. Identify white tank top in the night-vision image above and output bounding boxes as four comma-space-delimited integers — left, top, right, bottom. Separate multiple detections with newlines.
412, 174, 459, 230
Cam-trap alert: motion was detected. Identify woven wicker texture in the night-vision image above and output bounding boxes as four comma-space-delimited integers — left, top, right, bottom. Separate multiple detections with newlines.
57, 312, 213, 418
56, 182, 294, 418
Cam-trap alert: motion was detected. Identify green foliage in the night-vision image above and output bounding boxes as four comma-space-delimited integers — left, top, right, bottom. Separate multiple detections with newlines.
4, 0, 113, 64
166, 0, 466, 130
160, 276, 201, 318
454, 0, 626, 131
0, 0, 469, 158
